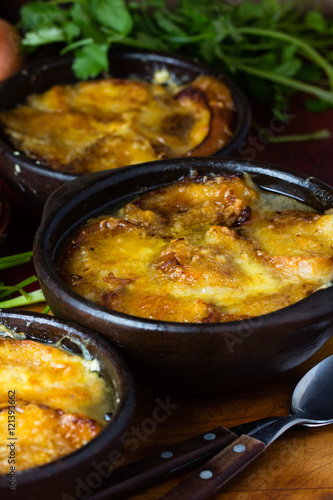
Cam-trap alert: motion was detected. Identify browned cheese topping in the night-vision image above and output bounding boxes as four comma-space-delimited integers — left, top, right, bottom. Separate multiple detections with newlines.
0, 335, 114, 473
0, 75, 234, 173
58, 174, 333, 323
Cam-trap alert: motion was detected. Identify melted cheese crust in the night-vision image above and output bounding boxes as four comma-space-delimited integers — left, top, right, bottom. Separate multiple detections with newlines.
0, 337, 113, 473
0, 402, 102, 473
59, 175, 333, 323
0, 76, 234, 173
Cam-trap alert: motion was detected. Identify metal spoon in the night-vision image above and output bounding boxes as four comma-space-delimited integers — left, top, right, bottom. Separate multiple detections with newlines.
159, 354, 333, 500
90, 355, 333, 500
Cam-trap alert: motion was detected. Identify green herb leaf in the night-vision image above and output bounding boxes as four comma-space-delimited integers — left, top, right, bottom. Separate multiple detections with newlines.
89, 0, 133, 34
235, 2, 264, 22
153, 11, 187, 37
69, 3, 107, 43
69, 2, 90, 30
73, 43, 109, 79
20, 1, 65, 31
17, 0, 333, 116
62, 21, 81, 42
275, 58, 303, 77
182, 0, 209, 29
22, 26, 66, 46
305, 11, 328, 33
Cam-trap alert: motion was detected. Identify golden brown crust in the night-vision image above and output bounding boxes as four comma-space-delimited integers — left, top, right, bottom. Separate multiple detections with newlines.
58, 174, 333, 323
0, 107, 123, 172
0, 338, 112, 422
127, 174, 258, 235
239, 210, 333, 284
0, 337, 113, 473
0, 401, 102, 473
0, 76, 235, 173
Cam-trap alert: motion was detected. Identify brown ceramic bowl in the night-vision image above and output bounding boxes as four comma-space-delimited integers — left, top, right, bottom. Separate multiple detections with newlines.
0, 309, 135, 500
33, 157, 333, 394
0, 50, 250, 209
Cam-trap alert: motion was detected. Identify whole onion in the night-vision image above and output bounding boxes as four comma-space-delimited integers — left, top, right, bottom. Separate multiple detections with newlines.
0, 19, 24, 81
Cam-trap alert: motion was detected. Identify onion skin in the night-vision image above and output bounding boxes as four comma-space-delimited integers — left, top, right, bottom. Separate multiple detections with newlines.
0, 19, 24, 82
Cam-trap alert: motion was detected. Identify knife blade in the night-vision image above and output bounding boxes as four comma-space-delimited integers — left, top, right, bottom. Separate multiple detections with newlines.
90, 416, 279, 500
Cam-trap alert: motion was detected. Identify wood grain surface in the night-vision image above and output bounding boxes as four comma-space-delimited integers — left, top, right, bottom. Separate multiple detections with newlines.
1, 91, 333, 500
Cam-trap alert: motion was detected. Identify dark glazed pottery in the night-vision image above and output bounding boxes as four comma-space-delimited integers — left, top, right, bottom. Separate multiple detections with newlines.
33, 157, 333, 394
0, 309, 135, 500
0, 50, 250, 209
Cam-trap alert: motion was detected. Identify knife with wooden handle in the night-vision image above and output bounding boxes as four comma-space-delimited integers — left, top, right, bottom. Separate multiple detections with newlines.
159, 434, 266, 500
158, 415, 303, 500
90, 416, 278, 500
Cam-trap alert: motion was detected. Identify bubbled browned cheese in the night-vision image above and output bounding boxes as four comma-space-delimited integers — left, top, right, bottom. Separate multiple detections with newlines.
58, 174, 333, 322
0, 402, 102, 472
0, 336, 113, 473
0, 76, 234, 173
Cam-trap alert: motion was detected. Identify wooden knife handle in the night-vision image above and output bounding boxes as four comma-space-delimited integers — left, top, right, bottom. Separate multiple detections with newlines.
91, 426, 237, 500
159, 435, 266, 500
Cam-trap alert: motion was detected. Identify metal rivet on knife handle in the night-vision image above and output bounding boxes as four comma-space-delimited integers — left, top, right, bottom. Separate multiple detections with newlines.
158, 435, 266, 500
90, 426, 237, 500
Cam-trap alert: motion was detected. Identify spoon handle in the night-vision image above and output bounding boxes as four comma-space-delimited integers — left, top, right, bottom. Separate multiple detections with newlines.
158, 435, 266, 500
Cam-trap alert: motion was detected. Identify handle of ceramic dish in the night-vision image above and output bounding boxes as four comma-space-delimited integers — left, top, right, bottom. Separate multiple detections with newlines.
158, 435, 266, 500
91, 426, 236, 500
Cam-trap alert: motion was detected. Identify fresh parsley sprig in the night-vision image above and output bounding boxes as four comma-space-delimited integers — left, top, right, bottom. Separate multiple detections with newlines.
18, 0, 333, 117
0, 251, 46, 309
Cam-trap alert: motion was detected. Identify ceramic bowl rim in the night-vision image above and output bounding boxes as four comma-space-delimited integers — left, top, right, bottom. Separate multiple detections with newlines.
0, 308, 135, 488
0, 48, 251, 180
33, 156, 333, 335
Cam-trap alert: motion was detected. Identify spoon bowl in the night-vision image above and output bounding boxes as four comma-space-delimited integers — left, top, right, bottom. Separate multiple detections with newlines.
249, 354, 333, 446
291, 354, 333, 425
58, 354, 333, 500
156, 355, 333, 499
